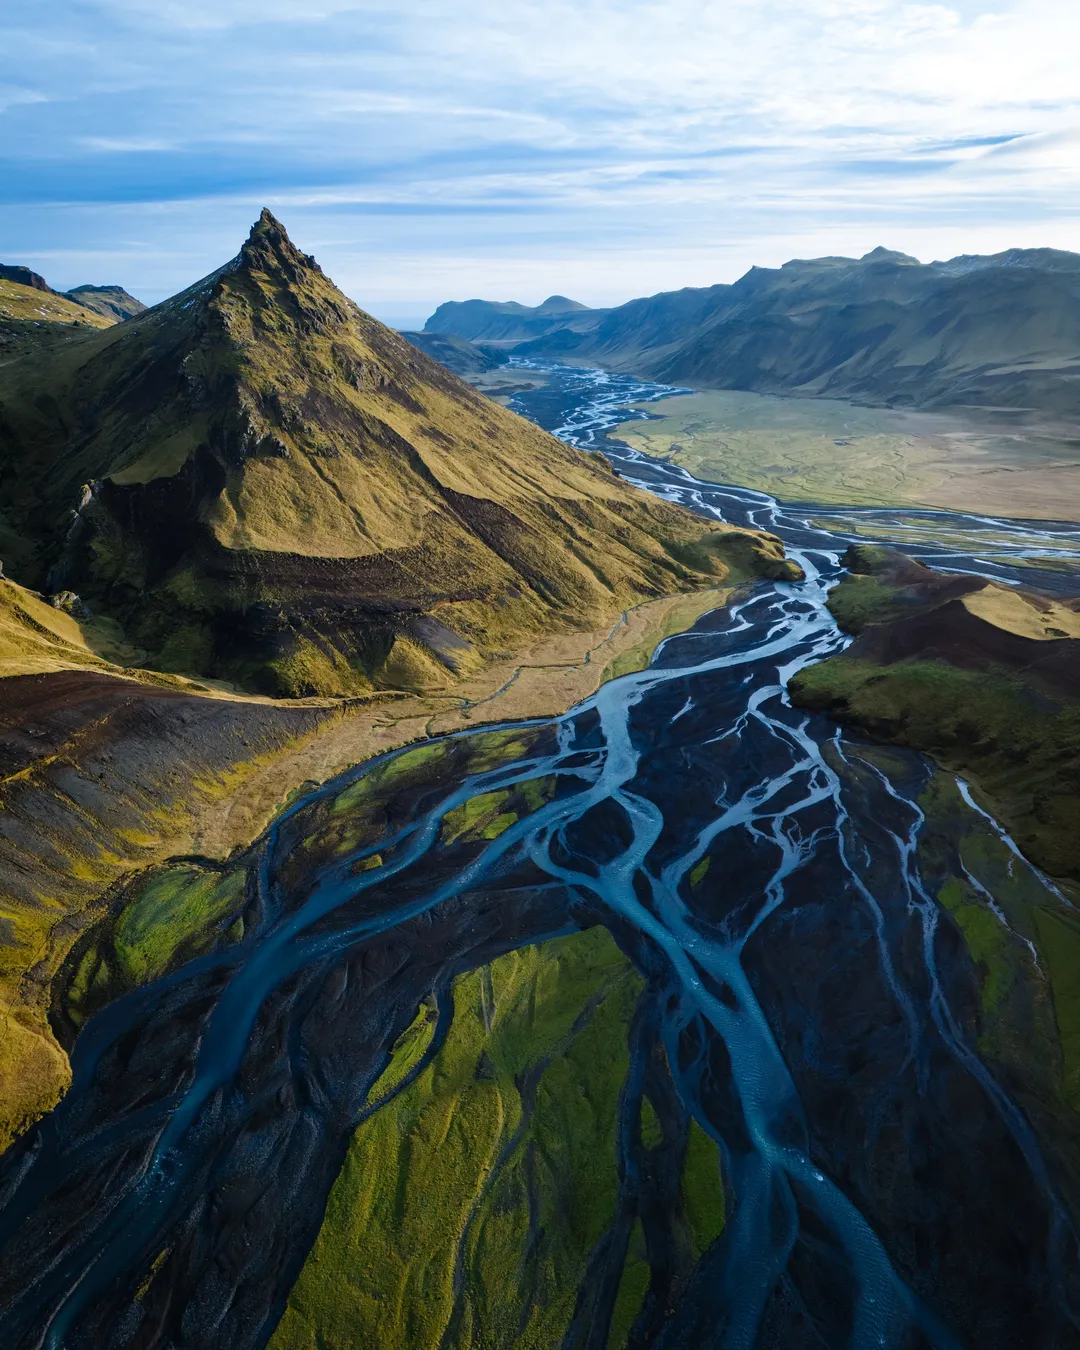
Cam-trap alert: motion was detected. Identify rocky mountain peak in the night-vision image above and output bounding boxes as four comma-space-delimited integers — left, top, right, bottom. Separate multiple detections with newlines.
237, 208, 323, 286
536, 295, 589, 313
860, 246, 921, 266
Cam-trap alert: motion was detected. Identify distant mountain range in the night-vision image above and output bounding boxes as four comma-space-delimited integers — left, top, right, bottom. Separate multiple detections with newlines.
425, 247, 1080, 416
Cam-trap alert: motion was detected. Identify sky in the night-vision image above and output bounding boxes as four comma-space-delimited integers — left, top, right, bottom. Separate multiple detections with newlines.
2, 0, 1079, 326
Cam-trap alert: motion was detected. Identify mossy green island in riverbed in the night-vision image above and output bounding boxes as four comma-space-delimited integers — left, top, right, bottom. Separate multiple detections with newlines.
912, 766, 1080, 1162
54, 728, 554, 1039
45, 694, 730, 1349
270, 927, 725, 1350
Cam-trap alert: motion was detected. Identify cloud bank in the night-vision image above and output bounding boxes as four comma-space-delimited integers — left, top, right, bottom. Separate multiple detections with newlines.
1, 0, 1077, 317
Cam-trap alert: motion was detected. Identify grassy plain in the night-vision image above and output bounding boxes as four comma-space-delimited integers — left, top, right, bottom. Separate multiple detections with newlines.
614, 390, 1080, 521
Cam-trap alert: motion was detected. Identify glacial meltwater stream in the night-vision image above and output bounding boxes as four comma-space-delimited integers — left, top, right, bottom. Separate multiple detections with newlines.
1, 361, 1079, 1349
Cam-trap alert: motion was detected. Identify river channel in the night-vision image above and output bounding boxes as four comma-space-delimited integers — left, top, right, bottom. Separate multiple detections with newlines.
1, 361, 1079, 1349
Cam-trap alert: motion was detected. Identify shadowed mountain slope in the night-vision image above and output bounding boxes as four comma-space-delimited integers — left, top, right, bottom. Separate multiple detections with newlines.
0, 266, 50, 292
427, 247, 1080, 416
425, 294, 598, 343
0, 211, 794, 698
401, 330, 509, 380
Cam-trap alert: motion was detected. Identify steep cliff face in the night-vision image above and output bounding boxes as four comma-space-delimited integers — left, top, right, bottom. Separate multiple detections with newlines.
0, 211, 795, 697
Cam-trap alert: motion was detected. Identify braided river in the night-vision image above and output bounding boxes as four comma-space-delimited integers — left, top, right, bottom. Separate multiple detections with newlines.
2, 360, 1079, 1349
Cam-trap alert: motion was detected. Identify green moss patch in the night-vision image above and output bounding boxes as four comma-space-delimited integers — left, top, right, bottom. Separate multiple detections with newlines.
792, 654, 1080, 884
935, 875, 1012, 1015
62, 864, 247, 1032
607, 1221, 650, 1350
270, 927, 644, 1350
1033, 908, 1080, 1110
681, 1119, 726, 1261
441, 789, 516, 845
689, 856, 710, 888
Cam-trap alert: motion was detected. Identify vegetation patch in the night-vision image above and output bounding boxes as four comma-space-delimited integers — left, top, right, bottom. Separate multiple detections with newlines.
270, 927, 644, 1350
792, 549, 1080, 888
613, 389, 1080, 521
61, 864, 247, 1032
607, 1221, 650, 1350
681, 1119, 726, 1260
934, 876, 1012, 1015
1032, 907, 1080, 1110
440, 789, 516, 845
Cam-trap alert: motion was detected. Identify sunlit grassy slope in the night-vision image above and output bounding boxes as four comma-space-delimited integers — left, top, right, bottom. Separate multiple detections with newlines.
0, 278, 113, 328
0, 211, 796, 697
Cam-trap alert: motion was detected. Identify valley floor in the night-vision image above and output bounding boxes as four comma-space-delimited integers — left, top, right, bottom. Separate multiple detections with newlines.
613, 388, 1080, 521
0, 583, 729, 1150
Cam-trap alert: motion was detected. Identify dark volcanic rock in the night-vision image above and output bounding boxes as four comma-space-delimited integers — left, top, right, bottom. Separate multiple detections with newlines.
0, 264, 50, 291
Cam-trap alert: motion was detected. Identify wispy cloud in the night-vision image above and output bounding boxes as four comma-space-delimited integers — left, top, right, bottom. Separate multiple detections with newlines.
1, 0, 1077, 312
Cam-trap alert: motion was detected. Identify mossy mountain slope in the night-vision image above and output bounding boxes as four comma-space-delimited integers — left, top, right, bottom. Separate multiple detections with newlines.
0, 211, 793, 696
0, 277, 114, 330
61, 285, 146, 322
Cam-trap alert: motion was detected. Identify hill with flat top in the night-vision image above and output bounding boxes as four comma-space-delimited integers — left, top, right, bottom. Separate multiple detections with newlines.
62, 284, 146, 322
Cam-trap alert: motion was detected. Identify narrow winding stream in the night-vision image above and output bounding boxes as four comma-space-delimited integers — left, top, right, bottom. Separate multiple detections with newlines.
1, 362, 1079, 1349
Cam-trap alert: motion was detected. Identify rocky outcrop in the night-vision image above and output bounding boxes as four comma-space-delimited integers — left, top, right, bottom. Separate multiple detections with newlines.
0, 265, 50, 292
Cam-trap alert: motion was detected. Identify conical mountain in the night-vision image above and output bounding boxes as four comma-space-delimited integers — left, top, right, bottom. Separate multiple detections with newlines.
0, 211, 795, 695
